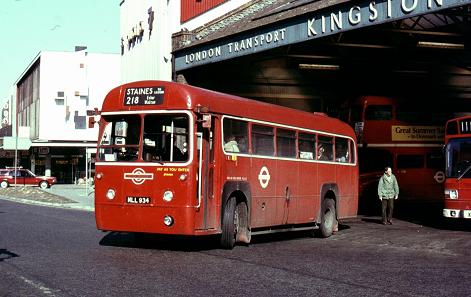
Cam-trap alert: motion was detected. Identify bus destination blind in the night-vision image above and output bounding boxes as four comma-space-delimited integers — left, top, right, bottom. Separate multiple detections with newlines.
124, 87, 165, 106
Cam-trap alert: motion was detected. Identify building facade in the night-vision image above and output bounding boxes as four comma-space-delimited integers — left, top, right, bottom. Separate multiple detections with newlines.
9, 48, 120, 183
119, 0, 251, 82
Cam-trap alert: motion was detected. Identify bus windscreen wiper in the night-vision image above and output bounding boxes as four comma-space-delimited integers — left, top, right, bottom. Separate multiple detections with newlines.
458, 162, 471, 181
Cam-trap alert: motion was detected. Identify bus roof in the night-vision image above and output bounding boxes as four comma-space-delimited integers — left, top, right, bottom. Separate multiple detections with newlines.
101, 80, 355, 138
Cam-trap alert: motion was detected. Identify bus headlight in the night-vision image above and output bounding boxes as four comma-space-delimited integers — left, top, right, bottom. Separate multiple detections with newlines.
106, 188, 116, 200
163, 215, 174, 226
449, 189, 459, 199
163, 190, 174, 202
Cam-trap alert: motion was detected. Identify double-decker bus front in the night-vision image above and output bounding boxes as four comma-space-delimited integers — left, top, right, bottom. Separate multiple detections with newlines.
443, 117, 471, 219
94, 87, 207, 236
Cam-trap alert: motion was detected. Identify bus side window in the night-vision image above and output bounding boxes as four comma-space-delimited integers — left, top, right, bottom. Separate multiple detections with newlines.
252, 124, 274, 156
397, 154, 424, 169
365, 105, 392, 121
223, 118, 248, 153
317, 135, 333, 161
299, 132, 315, 160
349, 140, 356, 164
276, 129, 296, 158
335, 138, 349, 163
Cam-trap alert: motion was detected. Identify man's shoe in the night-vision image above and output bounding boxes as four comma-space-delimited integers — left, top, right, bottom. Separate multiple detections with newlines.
387, 221, 393, 225
382, 221, 387, 225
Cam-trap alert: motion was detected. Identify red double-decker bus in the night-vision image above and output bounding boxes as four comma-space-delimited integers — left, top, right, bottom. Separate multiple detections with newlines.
443, 115, 471, 219
340, 96, 446, 212
92, 80, 358, 249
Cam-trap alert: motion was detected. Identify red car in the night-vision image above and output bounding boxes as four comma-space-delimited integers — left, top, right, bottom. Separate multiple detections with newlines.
0, 168, 57, 189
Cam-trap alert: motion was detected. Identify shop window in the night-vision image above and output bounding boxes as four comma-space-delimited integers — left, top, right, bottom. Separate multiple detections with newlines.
74, 111, 86, 129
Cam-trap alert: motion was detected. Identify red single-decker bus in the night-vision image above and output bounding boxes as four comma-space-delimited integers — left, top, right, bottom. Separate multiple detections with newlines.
92, 80, 358, 248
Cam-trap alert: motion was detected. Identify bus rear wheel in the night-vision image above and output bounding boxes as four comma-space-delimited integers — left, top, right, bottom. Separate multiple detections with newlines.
319, 199, 337, 238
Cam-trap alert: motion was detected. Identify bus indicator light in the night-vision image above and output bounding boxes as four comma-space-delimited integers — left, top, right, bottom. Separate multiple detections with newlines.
179, 173, 188, 181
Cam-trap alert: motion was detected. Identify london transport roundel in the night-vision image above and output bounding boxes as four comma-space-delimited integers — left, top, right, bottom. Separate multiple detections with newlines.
258, 166, 271, 189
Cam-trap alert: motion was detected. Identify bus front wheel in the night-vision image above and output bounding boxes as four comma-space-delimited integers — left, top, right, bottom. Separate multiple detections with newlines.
319, 199, 337, 238
221, 196, 237, 249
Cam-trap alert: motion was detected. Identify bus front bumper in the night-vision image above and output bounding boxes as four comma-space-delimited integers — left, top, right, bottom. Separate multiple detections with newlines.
443, 209, 471, 219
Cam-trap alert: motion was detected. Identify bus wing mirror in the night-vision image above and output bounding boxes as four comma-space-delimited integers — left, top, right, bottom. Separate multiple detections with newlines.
202, 114, 211, 128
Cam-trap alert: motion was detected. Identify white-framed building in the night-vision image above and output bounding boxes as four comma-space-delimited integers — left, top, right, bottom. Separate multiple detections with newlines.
10, 48, 120, 183
119, 0, 251, 83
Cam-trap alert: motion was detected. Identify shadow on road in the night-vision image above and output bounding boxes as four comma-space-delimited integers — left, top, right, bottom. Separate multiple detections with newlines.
360, 199, 471, 231
99, 222, 353, 250
99, 232, 221, 251
0, 249, 19, 262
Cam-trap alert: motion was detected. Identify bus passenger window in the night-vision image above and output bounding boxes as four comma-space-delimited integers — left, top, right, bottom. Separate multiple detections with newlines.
349, 140, 355, 164
335, 138, 349, 163
317, 135, 333, 161
299, 132, 316, 160
252, 124, 274, 156
397, 155, 424, 169
276, 129, 296, 158
223, 118, 248, 153
426, 152, 444, 169
365, 105, 392, 121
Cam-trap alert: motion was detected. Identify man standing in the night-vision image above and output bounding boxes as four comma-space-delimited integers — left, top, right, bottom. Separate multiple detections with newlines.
377, 166, 399, 225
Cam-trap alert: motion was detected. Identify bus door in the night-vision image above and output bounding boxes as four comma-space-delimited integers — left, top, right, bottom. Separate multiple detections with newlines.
195, 114, 217, 230
275, 129, 299, 224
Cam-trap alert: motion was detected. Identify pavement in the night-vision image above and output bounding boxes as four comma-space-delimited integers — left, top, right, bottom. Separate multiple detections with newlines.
0, 184, 95, 211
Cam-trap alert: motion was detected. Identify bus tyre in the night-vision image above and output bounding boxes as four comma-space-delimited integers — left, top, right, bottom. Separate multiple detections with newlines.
235, 201, 251, 244
221, 196, 237, 249
320, 199, 337, 238
0, 181, 8, 189
39, 181, 49, 189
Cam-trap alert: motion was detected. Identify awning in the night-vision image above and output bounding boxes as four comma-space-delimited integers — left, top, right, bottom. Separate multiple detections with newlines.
173, 0, 471, 71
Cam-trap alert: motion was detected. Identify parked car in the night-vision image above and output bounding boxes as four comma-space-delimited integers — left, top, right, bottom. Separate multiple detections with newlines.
0, 168, 57, 189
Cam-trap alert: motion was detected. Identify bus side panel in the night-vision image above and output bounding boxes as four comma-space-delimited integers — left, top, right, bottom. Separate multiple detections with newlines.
292, 162, 318, 224
275, 159, 300, 224
444, 179, 471, 211
317, 163, 336, 206
336, 165, 359, 218
393, 147, 444, 203
249, 157, 278, 228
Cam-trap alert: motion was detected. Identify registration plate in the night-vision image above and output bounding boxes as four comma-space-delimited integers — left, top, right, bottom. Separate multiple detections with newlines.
126, 196, 151, 204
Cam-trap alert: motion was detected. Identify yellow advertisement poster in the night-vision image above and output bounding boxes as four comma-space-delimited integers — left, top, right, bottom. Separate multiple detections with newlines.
392, 125, 444, 142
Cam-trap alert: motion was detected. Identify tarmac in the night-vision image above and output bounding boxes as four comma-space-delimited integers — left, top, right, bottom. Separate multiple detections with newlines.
0, 184, 95, 211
